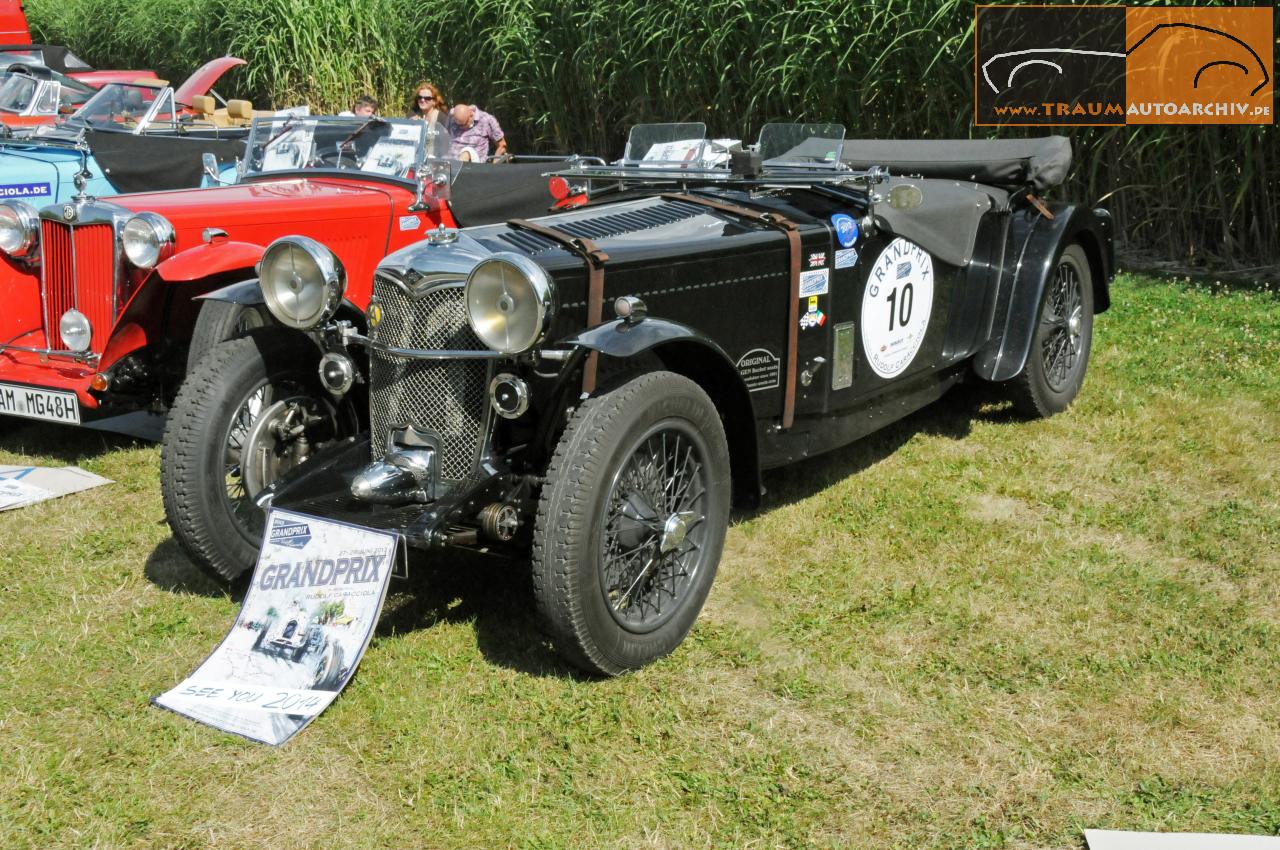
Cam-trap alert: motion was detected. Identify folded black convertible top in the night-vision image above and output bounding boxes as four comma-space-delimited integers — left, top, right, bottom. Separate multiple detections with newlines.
840, 137, 1071, 192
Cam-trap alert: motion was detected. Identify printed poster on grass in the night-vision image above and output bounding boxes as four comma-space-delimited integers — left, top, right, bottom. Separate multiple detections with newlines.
154, 510, 397, 745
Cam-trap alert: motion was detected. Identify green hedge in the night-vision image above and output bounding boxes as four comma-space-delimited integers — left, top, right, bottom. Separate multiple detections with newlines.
28, 0, 1277, 270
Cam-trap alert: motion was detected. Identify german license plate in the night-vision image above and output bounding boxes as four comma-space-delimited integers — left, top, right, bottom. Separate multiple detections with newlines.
0, 382, 81, 424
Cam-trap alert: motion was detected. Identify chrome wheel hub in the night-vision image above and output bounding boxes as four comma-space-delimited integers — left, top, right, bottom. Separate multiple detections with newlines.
659, 510, 698, 554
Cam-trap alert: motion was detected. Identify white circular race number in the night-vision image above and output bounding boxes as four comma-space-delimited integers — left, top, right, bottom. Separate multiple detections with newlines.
861, 237, 934, 379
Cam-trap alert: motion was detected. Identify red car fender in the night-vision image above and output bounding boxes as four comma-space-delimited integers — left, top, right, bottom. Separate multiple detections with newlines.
101, 321, 148, 366
155, 240, 264, 283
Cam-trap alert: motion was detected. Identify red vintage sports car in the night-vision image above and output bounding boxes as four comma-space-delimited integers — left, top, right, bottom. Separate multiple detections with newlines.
0, 114, 588, 575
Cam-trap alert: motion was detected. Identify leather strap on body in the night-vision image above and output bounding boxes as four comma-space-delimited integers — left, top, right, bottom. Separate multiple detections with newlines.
661, 193, 803, 429
507, 218, 609, 393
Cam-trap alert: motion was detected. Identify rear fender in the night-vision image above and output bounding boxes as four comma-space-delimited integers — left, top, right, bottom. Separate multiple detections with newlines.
972, 204, 1115, 382
564, 318, 761, 507
156, 240, 264, 283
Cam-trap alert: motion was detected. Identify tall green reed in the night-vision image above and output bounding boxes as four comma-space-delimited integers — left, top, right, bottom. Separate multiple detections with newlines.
25, 0, 1277, 270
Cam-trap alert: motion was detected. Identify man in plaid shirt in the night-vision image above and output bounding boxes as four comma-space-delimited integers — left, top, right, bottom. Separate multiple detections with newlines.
447, 102, 508, 161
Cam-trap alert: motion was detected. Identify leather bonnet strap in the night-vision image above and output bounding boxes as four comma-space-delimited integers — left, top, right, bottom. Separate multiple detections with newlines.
506, 218, 609, 394
660, 193, 802, 429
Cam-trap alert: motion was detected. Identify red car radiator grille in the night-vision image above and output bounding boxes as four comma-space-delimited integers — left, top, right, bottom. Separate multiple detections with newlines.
41, 221, 116, 352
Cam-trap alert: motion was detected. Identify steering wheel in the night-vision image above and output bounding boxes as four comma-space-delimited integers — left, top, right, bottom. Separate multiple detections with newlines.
314, 148, 357, 169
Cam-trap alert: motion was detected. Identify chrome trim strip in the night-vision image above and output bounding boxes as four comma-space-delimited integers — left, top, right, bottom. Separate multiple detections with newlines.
0, 343, 99, 364
350, 332, 502, 361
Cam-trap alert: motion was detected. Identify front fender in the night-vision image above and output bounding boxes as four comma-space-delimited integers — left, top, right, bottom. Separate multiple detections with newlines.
156, 240, 264, 283
562, 317, 762, 508
196, 277, 266, 305
562, 316, 735, 361
972, 204, 1114, 382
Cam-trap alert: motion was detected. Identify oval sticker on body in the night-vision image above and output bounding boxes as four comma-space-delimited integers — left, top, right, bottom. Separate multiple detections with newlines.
861, 237, 934, 379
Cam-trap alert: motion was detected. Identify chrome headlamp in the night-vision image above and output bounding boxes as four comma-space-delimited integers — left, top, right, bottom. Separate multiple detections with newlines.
0, 200, 39, 259
259, 235, 346, 330
464, 253, 554, 354
121, 212, 176, 269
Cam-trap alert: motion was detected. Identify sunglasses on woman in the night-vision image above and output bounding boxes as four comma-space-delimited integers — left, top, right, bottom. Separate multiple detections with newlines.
417, 94, 434, 101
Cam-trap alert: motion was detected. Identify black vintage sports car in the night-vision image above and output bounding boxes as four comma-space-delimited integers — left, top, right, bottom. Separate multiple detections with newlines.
174, 123, 1114, 676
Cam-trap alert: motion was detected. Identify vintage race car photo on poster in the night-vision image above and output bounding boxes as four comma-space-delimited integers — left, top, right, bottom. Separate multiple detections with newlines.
173, 122, 1114, 676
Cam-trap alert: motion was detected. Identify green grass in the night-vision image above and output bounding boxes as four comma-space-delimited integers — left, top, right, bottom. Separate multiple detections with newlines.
1, 273, 1278, 848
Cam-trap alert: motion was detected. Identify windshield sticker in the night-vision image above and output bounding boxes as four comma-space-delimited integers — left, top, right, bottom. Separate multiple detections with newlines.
831, 213, 859, 247
808, 251, 827, 268
735, 348, 781, 392
799, 268, 830, 297
0, 182, 51, 199
861, 238, 935, 379
835, 247, 859, 269
398, 215, 420, 231
362, 136, 418, 176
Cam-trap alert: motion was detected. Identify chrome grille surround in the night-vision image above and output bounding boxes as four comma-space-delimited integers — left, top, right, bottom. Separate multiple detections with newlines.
369, 270, 490, 482
37, 200, 130, 354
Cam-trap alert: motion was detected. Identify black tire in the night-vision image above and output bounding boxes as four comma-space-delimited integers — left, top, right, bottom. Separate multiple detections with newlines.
186, 298, 269, 373
1007, 243, 1095, 417
532, 371, 731, 676
161, 331, 356, 582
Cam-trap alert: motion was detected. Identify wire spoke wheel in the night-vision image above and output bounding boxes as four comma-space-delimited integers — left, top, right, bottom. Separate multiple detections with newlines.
533, 371, 731, 675
1040, 258, 1084, 393
599, 424, 709, 633
220, 378, 308, 540
163, 332, 364, 582
1003, 243, 1094, 419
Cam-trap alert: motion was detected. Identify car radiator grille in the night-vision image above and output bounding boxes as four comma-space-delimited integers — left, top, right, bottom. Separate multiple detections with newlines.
41, 221, 116, 352
369, 273, 488, 482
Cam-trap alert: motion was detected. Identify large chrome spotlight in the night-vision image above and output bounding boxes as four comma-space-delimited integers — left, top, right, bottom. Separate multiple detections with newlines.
259, 236, 346, 330
464, 253, 554, 354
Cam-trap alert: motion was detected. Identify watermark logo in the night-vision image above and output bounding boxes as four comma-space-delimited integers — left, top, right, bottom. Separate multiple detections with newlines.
976, 5, 1273, 126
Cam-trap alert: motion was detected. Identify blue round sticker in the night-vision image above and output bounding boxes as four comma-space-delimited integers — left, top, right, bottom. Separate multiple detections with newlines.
831, 213, 859, 248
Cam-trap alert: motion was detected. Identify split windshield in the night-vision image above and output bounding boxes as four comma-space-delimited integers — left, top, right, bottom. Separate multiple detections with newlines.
614, 122, 847, 173
244, 116, 449, 180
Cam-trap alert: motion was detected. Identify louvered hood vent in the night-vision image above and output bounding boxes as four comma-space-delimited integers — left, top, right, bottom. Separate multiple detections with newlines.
490, 199, 705, 255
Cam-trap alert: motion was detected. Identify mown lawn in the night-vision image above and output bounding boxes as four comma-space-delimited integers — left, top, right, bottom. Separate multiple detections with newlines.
1, 273, 1277, 849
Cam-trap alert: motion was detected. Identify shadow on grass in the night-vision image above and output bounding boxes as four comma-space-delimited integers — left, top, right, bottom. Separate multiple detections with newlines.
144, 530, 582, 679
742, 381, 1022, 516
376, 549, 585, 680
144, 538, 241, 600
141, 379, 1026, 681
0, 418, 147, 465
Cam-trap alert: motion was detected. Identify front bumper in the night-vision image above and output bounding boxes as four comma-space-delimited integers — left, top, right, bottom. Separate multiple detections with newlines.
260, 434, 519, 550
0, 333, 104, 416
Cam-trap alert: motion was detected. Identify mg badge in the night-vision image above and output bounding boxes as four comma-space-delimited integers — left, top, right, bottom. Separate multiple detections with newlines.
367, 300, 383, 329
61, 204, 76, 222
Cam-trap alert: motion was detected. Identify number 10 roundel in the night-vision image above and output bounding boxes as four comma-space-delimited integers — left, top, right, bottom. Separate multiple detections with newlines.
861, 237, 935, 379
